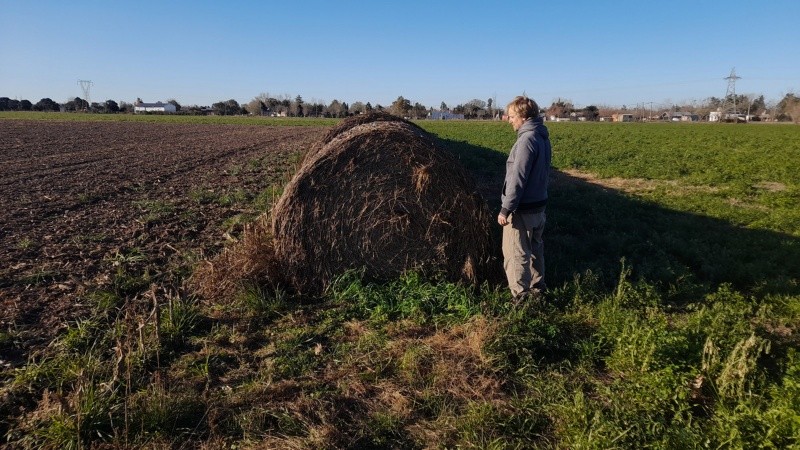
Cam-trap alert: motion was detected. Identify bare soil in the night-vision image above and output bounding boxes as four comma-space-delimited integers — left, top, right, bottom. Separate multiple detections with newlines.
0, 120, 324, 358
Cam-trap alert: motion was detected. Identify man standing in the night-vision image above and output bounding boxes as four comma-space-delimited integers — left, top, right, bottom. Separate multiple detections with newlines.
497, 96, 552, 301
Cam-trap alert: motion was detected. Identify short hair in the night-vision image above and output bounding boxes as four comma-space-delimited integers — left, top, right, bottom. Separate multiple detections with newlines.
506, 96, 539, 120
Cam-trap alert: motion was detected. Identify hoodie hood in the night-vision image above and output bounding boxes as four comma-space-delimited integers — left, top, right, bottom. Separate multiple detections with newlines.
518, 117, 549, 139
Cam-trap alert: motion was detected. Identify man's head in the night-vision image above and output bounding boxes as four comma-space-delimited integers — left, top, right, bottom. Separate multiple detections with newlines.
506, 96, 539, 131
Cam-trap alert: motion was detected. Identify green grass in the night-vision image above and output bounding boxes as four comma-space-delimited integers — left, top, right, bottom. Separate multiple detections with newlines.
2, 118, 798, 448
421, 120, 800, 296
420, 121, 800, 234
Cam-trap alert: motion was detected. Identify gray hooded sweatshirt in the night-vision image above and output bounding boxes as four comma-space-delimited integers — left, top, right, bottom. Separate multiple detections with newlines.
500, 117, 551, 217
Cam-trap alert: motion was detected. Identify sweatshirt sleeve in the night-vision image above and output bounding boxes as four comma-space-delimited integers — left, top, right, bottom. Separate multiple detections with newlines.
500, 132, 536, 216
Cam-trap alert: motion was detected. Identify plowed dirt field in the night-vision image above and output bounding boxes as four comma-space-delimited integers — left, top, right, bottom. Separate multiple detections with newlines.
0, 120, 324, 360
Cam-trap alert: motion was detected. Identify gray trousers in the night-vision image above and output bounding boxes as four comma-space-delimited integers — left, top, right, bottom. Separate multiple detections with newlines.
502, 210, 546, 297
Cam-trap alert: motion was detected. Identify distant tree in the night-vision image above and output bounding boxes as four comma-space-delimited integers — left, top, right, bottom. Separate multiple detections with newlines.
411, 102, 427, 119
105, 99, 119, 113
8, 99, 20, 111
211, 101, 225, 115
328, 99, 346, 118
212, 99, 241, 115
245, 98, 266, 115
547, 98, 573, 118
365, 102, 373, 113
67, 97, 89, 111
183, 104, 205, 115
118, 101, 133, 113
247, 94, 282, 115
75, 97, 89, 111
583, 105, 599, 121
291, 95, 304, 117
266, 97, 282, 110
465, 99, 486, 118
749, 95, 766, 114
706, 96, 723, 109
487, 98, 493, 117
251, 92, 270, 105
440, 101, 448, 111
33, 98, 60, 112
19, 99, 33, 111
726, 94, 751, 113
390, 96, 411, 117
0, 97, 9, 111
466, 99, 486, 109
167, 99, 181, 111
349, 101, 366, 115
307, 100, 324, 117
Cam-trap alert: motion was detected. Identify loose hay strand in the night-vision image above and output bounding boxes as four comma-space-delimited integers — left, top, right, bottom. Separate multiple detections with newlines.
189, 214, 282, 302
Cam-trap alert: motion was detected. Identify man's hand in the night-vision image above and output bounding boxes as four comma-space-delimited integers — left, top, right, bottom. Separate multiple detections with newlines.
497, 213, 509, 226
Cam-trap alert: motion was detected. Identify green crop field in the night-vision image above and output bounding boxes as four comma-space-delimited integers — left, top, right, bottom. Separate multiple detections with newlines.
2, 114, 798, 448
424, 120, 800, 294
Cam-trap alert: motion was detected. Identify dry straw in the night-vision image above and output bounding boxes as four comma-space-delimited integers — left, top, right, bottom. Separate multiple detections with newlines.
272, 112, 495, 294
190, 215, 281, 302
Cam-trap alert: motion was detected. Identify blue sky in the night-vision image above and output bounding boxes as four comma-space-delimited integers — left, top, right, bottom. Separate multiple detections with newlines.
1, 0, 798, 109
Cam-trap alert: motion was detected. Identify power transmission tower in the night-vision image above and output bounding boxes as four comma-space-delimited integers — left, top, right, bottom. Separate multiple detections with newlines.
721, 68, 741, 118
77, 80, 93, 108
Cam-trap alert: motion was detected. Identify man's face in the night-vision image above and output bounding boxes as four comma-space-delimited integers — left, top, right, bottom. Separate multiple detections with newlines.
507, 110, 525, 131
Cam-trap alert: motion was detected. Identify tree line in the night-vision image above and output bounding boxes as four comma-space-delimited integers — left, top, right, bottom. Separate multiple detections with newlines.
3, 92, 799, 122
0, 93, 500, 119
234, 94, 498, 119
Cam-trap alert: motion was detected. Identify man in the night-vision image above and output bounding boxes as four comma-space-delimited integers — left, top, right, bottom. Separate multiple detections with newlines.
498, 96, 552, 301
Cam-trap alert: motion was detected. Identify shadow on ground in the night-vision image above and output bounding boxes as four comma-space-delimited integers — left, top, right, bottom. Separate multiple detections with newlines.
438, 136, 800, 299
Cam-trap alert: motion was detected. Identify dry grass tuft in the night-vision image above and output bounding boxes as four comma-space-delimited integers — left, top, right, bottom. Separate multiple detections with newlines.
189, 215, 283, 303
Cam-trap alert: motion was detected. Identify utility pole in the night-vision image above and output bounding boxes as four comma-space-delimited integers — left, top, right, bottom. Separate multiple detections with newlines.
77, 80, 93, 110
722, 68, 741, 119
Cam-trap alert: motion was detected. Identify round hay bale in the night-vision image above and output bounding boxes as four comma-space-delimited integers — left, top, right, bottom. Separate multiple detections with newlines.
272, 113, 493, 294
303, 111, 418, 165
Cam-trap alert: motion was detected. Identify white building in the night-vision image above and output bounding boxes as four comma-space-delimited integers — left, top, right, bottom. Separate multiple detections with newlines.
134, 101, 177, 114
670, 112, 700, 122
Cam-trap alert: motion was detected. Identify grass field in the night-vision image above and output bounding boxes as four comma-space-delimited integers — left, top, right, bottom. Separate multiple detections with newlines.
2, 112, 798, 448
